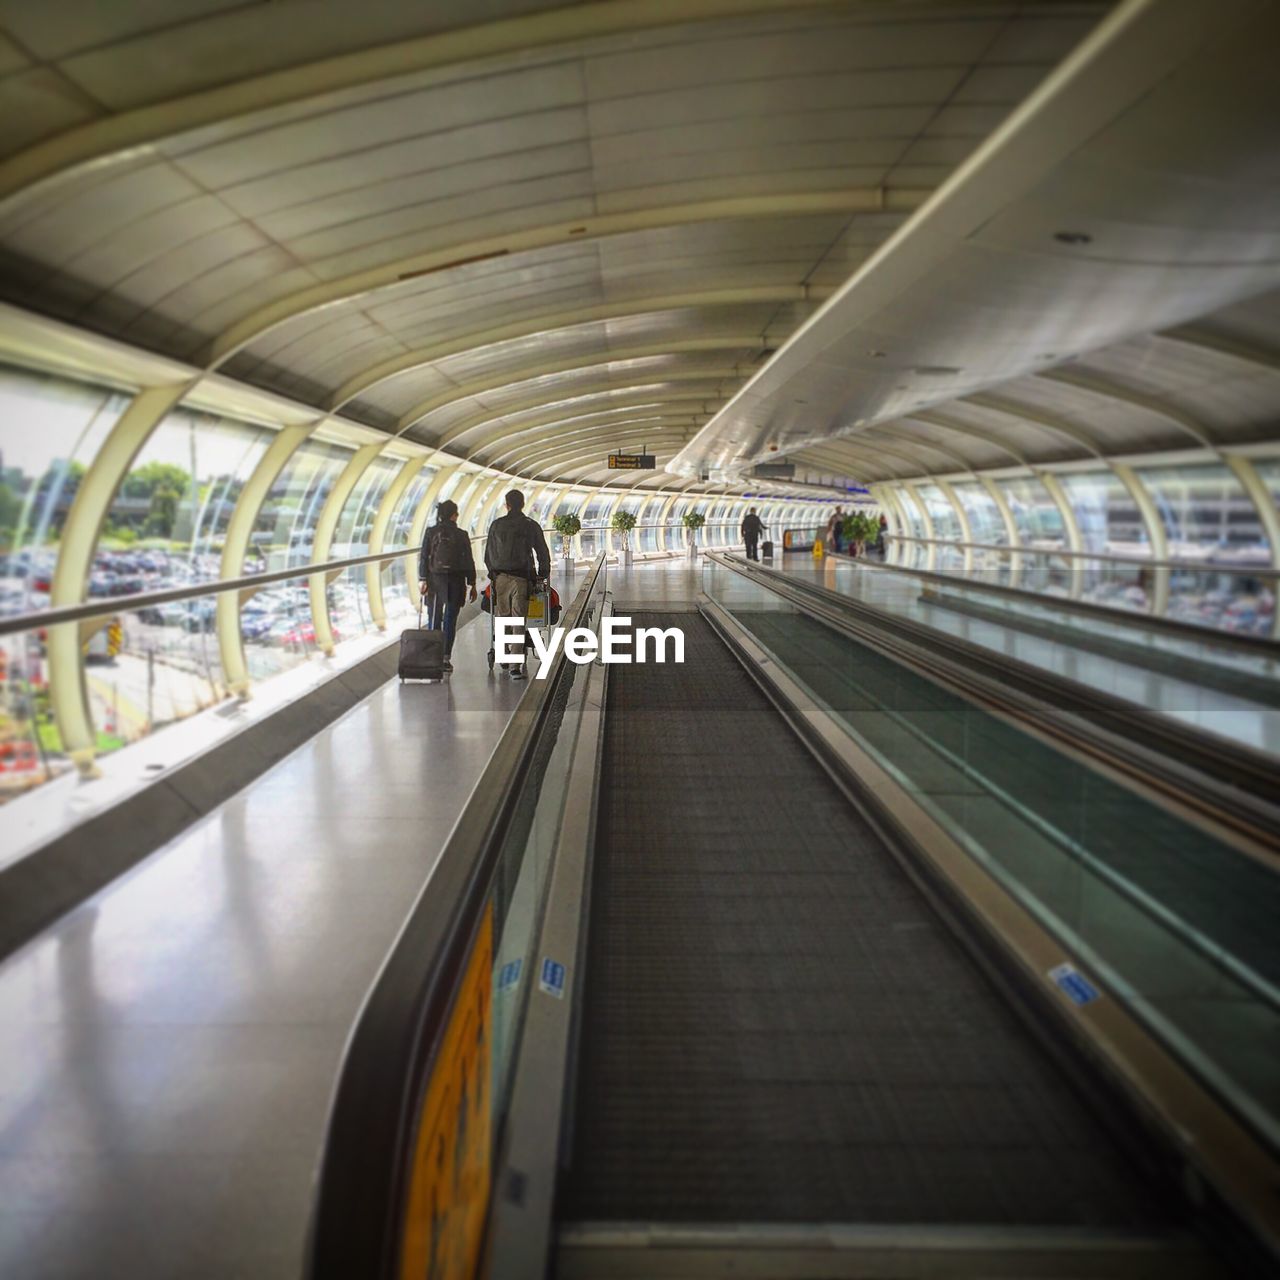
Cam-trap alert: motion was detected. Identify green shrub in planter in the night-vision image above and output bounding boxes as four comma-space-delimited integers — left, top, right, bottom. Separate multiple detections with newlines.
552, 512, 581, 557
611, 509, 637, 547
681, 512, 706, 530
841, 511, 879, 552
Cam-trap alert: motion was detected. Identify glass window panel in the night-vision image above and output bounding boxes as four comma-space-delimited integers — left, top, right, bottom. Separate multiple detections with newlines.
248, 438, 353, 677
528, 486, 558, 525
951, 482, 1006, 544
997, 474, 1065, 546
914, 484, 962, 541
1060, 470, 1148, 555
1256, 459, 1280, 513
381, 465, 439, 621
256, 439, 353, 570
333, 456, 399, 640
387, 465, 438, 549
335, 456, 398, 556
92, 405, 278, 746
554, 490, 588, 519
895, 486, 927, 539
466, 478, 502, 535
0, 365, 129, 619
1139, 464, 1267, 558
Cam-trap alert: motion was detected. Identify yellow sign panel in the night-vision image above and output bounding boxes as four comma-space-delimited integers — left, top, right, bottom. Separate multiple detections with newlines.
527, 595, 545, 621
399, 903, 494, 1280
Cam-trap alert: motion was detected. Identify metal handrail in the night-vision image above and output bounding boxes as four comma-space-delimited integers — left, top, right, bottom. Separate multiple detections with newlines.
0, 519, 757, 637
839, 553, 1280, 658
0, 543, 439, 637
887, 533, 1278, 577
305, 554, 608, 1280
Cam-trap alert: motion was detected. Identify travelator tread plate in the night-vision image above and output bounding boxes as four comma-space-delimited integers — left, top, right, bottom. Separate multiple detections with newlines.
560, 614, 1166, 1227
733, 606, 1280, 989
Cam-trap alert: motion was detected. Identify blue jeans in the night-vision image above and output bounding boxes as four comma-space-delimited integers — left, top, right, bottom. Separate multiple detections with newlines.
427, 571, 466, 656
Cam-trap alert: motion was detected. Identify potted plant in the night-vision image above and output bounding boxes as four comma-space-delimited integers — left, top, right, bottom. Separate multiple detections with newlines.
611, 509, 638, 565
552, 512, 581, 563
682, 510, 706, 559
842, 511, 878, 557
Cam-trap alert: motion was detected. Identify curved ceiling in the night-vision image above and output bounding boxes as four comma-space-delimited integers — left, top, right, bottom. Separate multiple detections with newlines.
672, 0, 1280, 486
0, 0, 1106, 485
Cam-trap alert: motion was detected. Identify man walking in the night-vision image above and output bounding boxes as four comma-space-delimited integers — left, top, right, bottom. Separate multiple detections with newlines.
418, 498, 477, 672
484, 488, 551, 680
741, 507, 766, 561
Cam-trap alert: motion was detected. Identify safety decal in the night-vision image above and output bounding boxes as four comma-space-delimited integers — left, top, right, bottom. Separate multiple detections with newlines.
538, 957, 566, 999
496, 958, 522, 993
1049, 963, 1101, 1006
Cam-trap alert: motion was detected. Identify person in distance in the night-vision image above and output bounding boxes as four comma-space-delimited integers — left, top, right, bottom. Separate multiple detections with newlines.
484, 489, 551, 681
741, 507, 766, 561
417, 498, 477, 673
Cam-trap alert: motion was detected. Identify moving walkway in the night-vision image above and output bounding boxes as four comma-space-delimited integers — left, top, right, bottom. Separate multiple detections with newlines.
306, 558, 1280, 1279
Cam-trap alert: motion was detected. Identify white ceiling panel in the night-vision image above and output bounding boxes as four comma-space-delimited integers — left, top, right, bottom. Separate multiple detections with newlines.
8, 0, 1220, 491
674, 0, 1280, 482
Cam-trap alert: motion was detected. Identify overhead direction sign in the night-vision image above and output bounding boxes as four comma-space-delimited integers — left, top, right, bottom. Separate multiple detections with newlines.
608, 453, 656, 470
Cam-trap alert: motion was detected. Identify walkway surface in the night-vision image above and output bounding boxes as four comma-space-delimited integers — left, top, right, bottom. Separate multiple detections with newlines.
761, 554, 1280, 754
0, 603, 525, 1280
0, 559, 701, 1280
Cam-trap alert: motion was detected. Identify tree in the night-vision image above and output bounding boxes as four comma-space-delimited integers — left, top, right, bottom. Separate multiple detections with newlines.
0, 482, 21, 535
122, 462, 191, 500
35, 459, 86, 499
144, 485, 182, 538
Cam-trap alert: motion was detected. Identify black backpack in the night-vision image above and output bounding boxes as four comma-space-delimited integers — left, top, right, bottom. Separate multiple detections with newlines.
428, 524, 467, 573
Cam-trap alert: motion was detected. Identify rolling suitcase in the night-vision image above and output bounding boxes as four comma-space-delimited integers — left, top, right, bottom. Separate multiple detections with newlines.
399, 604, 446, 681
761, 539, 774, 559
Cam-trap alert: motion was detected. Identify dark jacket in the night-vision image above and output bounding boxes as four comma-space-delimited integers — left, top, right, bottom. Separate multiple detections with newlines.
485, 510, 550, 580
741, 513, 765, 540
419, 520, 476, 585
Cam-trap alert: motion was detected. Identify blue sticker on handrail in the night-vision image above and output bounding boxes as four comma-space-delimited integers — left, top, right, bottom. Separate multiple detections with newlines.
496, 958, 522, 993
539, 957, 566, 999
1049, 963, 1100, 1006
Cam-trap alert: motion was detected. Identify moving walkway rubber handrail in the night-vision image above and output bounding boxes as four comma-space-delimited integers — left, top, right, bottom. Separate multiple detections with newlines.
304, 556, 607, 1280
699, 592, 1280, 1272
860, 550, 1280, 659
886, 533, 1280, 578
709, 552, 1280, 850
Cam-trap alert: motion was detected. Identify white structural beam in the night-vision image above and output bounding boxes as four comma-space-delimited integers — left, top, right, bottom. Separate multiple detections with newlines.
934, 478, 974, 572
857, 427, 976, 476
332, 293, 812, 409
308, 443, 386, 655
963, 395, 1107, 459
797, 444, 910, 481
482, 410, 718, 473
488, 413, 711, 473
910, 412, 1032, 467
442, 373, 747, 453
1111, 463, 1171, 617
48, 382, 192, 768
0, 0, 882, 205
525, 432, 696, 479
393, 340, 763, 435
1223, 454, 1280, 640
217, 421, 318, 694
366, 456, 428, 629
207, 192, 923, 368
1036, 367, 1217, 451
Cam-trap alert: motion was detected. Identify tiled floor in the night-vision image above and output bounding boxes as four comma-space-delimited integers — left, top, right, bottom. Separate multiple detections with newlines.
0, 559, 703, 1279
0, 608, 525, 1280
